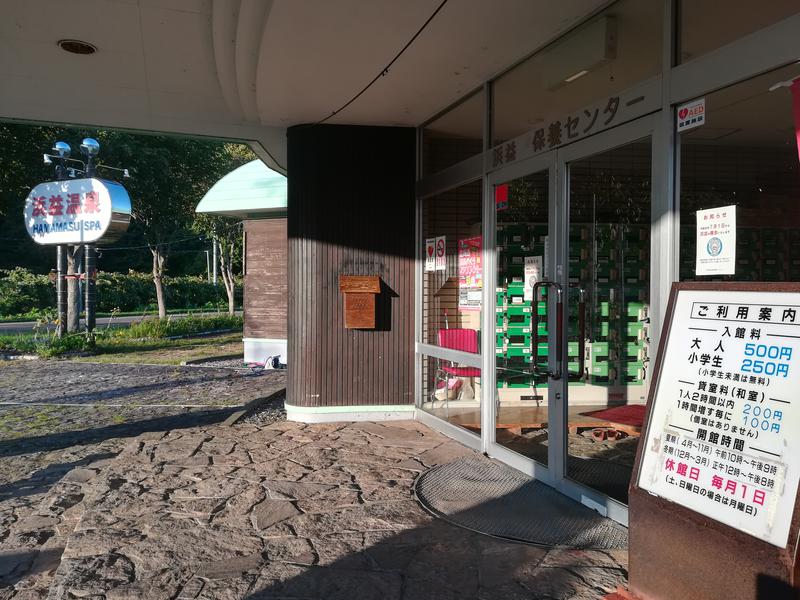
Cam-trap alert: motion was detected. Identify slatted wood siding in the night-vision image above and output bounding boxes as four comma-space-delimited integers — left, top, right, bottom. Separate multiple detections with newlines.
286, 125, 416, 408
243, 219, 287, 341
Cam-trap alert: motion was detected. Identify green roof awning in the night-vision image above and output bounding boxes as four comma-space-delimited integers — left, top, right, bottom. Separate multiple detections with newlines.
195, 159, 287, 219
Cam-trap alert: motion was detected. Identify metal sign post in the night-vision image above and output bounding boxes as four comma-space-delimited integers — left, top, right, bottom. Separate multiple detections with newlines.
82, 138, 98, 337
84, 244, 96, 335
56, 245, 67, 337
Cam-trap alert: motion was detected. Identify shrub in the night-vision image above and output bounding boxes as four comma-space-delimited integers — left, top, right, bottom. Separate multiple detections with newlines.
0, 268, 54, 317
0, 314, 242, 357
0, 332, 91, 357
119, 314, 243, 339
0, 268, 243, 318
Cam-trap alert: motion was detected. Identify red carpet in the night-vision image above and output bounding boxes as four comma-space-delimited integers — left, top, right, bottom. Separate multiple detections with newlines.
580, 404, 646, 428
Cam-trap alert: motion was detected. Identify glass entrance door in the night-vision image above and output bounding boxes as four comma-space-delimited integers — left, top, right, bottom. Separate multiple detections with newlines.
494, 167, 552, 467
563, 136, 653, 505
483, 115, 656, 521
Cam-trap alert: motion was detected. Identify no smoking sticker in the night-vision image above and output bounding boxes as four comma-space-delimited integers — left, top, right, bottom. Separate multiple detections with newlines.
435, 236, 446, 271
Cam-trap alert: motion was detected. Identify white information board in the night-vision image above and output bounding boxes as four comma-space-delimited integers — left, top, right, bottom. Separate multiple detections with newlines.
696, 205, 736, 276
638, 288, 800, 548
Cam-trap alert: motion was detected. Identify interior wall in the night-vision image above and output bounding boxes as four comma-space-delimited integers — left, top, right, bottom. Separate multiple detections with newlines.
286, 124, 416, 408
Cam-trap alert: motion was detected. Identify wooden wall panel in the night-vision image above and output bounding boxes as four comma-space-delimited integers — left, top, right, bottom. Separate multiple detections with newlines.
287, 124, 415, 408
244, 218, 287, 340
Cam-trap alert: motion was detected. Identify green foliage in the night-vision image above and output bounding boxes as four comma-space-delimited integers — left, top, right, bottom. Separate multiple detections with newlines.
0, 268, 241, 319
0, 332, 91, 357
0, 268, 55, 316
0, 314, 242, 357
0, 122, 257, 275
121, 314, 243, 339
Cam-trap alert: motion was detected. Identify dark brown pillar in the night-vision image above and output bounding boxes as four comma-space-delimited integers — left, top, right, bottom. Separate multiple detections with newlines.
286, 124, 415, 409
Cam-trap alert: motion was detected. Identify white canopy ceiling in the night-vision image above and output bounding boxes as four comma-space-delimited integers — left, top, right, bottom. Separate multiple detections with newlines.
0, 0, 605, 172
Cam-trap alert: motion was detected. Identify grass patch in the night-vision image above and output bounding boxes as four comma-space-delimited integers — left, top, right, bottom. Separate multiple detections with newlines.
122, 314, 242, 339
73, 333, 244, 365
0, 315, 243, 360
0, 306, 242, 323
0, 332, 91, 357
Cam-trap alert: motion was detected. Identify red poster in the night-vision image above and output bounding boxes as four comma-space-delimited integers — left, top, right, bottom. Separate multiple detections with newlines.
458, 236, 482, 311
495, 184, 509, 211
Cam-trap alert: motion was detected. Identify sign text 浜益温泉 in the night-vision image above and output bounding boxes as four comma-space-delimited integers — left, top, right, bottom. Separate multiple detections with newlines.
23, 178, 131, 245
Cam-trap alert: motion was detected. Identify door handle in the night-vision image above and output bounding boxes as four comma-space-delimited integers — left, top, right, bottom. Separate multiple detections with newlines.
531, 281, 564, 380
571, 285, 587, 381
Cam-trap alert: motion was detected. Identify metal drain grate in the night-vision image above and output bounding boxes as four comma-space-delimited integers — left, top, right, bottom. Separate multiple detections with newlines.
414, 455, 628, 549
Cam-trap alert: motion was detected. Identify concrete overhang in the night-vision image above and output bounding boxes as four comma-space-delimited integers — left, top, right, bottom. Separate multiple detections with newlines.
1, 0, 607, 173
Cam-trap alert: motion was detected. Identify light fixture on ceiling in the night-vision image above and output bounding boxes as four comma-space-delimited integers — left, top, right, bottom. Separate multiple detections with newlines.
768, 62, 800, 91
57, 39, 97, 55
542, 16, 617, 90
769, 77, 800, 92
564, 69, 590, 84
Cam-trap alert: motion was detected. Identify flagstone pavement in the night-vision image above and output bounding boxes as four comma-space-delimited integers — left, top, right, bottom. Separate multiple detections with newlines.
1, 418, 628, 599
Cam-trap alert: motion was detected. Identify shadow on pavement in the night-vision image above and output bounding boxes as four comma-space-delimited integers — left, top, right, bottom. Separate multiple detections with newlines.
0, 548, 65, 589
0, 406, 238, 458
0, 452, 117, 501
241, 499, 627, 600
3, 370, 255, 406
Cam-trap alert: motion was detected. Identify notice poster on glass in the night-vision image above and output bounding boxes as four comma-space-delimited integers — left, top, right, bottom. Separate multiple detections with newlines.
458, 236, 482, 311
696, 206, 736, 276
523, 256, 543, 302
638, 286, 800, 548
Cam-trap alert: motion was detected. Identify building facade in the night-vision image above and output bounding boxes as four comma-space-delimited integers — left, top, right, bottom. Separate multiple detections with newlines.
283, 2, 800, 526
4, 1, 800, 528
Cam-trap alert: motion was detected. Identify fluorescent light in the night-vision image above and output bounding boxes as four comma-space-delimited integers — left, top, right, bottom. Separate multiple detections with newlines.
769, 76, 800, 92
564, 69, 589, 83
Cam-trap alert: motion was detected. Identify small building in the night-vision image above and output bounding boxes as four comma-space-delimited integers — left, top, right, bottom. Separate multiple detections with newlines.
195, 159, 287, 365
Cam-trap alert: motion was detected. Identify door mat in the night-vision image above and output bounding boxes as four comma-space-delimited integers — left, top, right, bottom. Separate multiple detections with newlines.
414, 455, 628, 550
580, 404, 646, 428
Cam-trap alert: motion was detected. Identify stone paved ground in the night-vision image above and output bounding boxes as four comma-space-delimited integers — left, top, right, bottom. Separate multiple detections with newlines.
0, 361, 285, 599
3, 417, 627, 599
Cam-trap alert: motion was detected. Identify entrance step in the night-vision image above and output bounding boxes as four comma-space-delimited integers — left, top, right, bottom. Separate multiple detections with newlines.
414, 454, 628, 549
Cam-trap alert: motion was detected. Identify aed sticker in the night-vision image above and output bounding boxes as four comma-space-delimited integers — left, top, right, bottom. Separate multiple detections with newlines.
677, 97, 705, 132
425, 238, 436, 272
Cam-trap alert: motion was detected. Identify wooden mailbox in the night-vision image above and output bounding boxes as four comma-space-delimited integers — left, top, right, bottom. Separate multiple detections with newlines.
339, 275, 381, 329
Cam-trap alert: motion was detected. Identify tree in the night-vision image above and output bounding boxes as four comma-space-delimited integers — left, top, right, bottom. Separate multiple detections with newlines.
0, 123, 73, 274
0, 123, 255, 319
193, 215, 242, 314
191, 143, 254, 314
0, 123, 91, 330
93, 133, 252, 318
